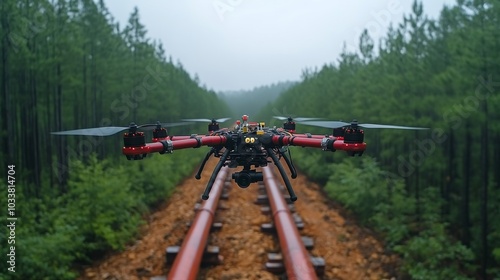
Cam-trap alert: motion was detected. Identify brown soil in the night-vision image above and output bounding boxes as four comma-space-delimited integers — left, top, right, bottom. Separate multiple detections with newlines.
79, 158, 399, 280
289, 173, 400, 279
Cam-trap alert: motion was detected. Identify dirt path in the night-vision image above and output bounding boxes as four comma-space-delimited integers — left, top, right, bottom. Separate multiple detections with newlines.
291, 173, 399, 279
79, 158, 399, 280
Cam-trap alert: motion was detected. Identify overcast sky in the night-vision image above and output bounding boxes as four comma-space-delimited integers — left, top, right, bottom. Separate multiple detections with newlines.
103, 0, 456, 92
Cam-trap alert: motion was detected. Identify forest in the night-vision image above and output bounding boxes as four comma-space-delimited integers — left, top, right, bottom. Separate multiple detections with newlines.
0, 0, 499, 279
258, 1, 500, 279
0, 0, 230, 279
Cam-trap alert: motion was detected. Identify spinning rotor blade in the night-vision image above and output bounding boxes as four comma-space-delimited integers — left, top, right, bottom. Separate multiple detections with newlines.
51, 126, 129, 136
273, 116, 322, 122
301, 120, 428, 130
358, 123, 429, 130
160, 122, 193, 127
51, 122, 190, 136
181, 117, 231, 123
273, 116, 290, 121
299, 120, 349, 128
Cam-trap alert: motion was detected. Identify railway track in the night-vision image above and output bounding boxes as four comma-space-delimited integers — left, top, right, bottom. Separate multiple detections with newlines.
260, 165, 324, 279
165, 164, 324, 279
165, 166, 230, 279
80, 157, 398, 280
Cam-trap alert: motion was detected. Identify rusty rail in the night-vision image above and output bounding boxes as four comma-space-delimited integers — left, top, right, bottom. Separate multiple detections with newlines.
167, 166, 229, 280
263, 165, 319, 280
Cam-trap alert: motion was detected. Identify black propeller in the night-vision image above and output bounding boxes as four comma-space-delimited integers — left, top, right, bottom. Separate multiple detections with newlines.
51, 121, 189, 136
181, 117, 231, 123
300, 119, 429, 130
273, 116, 322, 122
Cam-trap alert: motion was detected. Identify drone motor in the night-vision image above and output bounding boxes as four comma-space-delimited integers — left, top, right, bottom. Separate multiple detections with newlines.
343, 128, 364, 144
123, 131, 147, 160
283, 121, 295, 132
152, 121, 168, 141
208, 121, 219, 132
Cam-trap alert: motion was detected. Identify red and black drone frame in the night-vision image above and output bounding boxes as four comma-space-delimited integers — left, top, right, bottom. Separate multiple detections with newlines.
52, 116, 427, 201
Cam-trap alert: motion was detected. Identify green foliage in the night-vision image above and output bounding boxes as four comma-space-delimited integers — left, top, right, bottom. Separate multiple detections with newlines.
0, 0, 229, 278
60, 156, 143, 251
291, 148, 332, 183
257, 1, 500, 278
394, 188, 475, 279
395, 223, 475, 280
124, 150, 203, 207
305, 156, 475, 278
0, 150, 202, 280
324, 157, 413, 245
327, 158, 384, 213
14, 227, 83, 280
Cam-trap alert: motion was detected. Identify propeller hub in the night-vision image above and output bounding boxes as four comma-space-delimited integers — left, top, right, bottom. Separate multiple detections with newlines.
128, 122, 138, 133
350, 119, 359, 129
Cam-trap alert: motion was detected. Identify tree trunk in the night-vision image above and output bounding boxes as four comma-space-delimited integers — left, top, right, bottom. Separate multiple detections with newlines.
444, 130, 454, 217
462, 122, 471, 247
1, 1, 13, 166
56, 61, 67, 191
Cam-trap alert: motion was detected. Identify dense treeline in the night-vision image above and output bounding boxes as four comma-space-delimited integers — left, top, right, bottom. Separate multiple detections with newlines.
218, 81, 296, 119
0, 0, 229, 279
259, 1, 499, 279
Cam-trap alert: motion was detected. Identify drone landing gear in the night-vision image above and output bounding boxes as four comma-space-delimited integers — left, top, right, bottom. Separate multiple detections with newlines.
267, 148, 298, 202
198, 148, 298, 201
278, 148, 297, 179
201, 149, 230, 200
195, 148, 215, 179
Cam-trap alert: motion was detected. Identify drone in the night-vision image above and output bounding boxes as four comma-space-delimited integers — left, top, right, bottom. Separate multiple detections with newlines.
52, 115, 427, 201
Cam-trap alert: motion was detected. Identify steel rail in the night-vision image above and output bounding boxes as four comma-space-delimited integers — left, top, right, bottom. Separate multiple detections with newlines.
262, 165, 318, 280
167, 166, 229, 280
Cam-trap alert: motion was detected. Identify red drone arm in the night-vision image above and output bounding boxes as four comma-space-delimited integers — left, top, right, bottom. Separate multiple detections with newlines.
122, 133, 366, 157
271, 135, 366, 152
151, 135, 194, 142
290, 134, 327, 139
122, 135, 227, 156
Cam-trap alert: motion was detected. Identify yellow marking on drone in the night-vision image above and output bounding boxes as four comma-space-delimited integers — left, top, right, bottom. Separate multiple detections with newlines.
245, 137, 256, 143
257, 122, 265, 135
